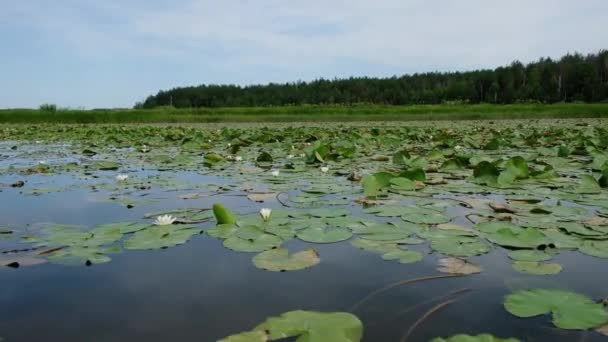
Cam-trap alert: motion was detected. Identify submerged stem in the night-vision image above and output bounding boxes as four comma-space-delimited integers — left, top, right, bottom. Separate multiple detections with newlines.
349, 273, 465, 312
400, 298, 457, 342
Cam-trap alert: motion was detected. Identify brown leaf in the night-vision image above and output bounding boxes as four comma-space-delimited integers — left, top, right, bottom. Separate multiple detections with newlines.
1, 253, 47, 268
597, 323, 608, 336
584, 216, 608, 226
438, 258, 482, 275
489, 202, 516, 213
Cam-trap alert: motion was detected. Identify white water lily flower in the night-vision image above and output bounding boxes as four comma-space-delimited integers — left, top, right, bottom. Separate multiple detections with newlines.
260, 208, 272, 222
39, 161, 47, 165
454, 145, 463, 151
228, 143, 232, 147
116, 174, 129, 181
154, 214, 177, 226
321, 166, 329, 173
271, 170, 280, 177
287, 154, 294, 159
235, 156, 243, 161
299, 153, 306, 158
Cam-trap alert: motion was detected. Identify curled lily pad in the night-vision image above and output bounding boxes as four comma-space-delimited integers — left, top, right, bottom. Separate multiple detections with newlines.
504, 289, 608, 330
252, 248, 320, 272
297, 227, 352, 244
213, 203, 238, 225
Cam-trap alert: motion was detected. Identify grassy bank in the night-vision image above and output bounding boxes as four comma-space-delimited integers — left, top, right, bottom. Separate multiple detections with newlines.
1, 103, 608, 123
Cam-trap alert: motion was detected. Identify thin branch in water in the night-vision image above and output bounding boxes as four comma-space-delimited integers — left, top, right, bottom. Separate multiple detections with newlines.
276, 192, 292, 207
465, 213, 479, 224
349, 273, 465, 312
394, 287, 471, 317
400, 298, 457, 342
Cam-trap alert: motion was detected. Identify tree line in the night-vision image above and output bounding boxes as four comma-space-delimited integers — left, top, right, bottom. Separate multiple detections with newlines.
138, 50, 608, 108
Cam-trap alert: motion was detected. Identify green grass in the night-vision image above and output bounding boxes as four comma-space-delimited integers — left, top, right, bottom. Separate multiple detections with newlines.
1, 103, 608, 123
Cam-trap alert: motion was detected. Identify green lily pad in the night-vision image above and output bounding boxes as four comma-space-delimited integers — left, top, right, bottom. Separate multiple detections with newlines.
504, 289, 608, 330
47, 246, 118, 265
207, 224, 238, 239
255, 310, 363, 342
381, 248, 423, 264
252, 248, 320, 272
579, 240, 608, 258
297, 227, 352, 243
402, 211, 449, 224
124, 226, 201, 250
223, 234, 283, 252
351, 224, 412, 241
507, 250, 554, 262
512, 261, 563, 275
309, 208, 350, 218
430, 236, 491, 257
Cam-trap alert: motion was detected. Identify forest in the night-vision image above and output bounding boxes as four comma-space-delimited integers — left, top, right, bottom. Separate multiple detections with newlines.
138, 50, 608, 108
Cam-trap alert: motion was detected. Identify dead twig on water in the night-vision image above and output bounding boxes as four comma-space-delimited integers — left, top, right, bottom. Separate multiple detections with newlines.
276, 192, 292, 207
400, 299, 457, 342
349, 274, 465, 312
395, 287, 470, 317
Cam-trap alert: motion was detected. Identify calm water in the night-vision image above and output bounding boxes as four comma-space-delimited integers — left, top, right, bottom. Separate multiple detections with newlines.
1, 147, 607, 341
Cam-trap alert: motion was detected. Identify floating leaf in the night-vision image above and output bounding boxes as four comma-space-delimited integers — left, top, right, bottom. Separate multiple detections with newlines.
124, 226, 201, 250
437, 258, 482, 275
381, 248, 423, 264
252, 248, 320, 272
504, 289, 608, 330
507, 250, 554, 262
223, 234, 283, 252
512, 261, 562, 275
297, 227, 352, 244
255, 310, 363, 342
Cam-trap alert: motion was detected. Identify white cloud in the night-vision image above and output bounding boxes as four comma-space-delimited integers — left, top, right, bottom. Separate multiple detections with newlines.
2, 0, 607, 107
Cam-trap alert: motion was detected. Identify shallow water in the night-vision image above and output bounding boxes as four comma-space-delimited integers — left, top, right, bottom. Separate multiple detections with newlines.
1, 122, 608, 341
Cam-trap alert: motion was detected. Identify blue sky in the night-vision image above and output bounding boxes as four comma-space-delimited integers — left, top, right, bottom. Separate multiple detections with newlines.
1, 0, 607, 109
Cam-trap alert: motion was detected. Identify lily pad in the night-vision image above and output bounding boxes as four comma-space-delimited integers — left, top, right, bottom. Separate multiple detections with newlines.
124, 226, 201, 250
381, 248, 423, 264
223, 234, 283, 252
437, 257, 482, 275
252, 248, 320, 272
297, 227, 352, 244
512, 261, 563, 275
504, 289, 608, 330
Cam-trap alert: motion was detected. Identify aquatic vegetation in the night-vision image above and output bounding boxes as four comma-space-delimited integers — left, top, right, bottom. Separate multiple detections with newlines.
2, 120, 608, 340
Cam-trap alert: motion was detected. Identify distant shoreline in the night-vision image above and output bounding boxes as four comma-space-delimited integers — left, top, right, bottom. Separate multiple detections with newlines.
1, 103, 607, 123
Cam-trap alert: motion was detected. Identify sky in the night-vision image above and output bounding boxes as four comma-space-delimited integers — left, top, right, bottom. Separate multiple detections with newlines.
1, 0, 607, 109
